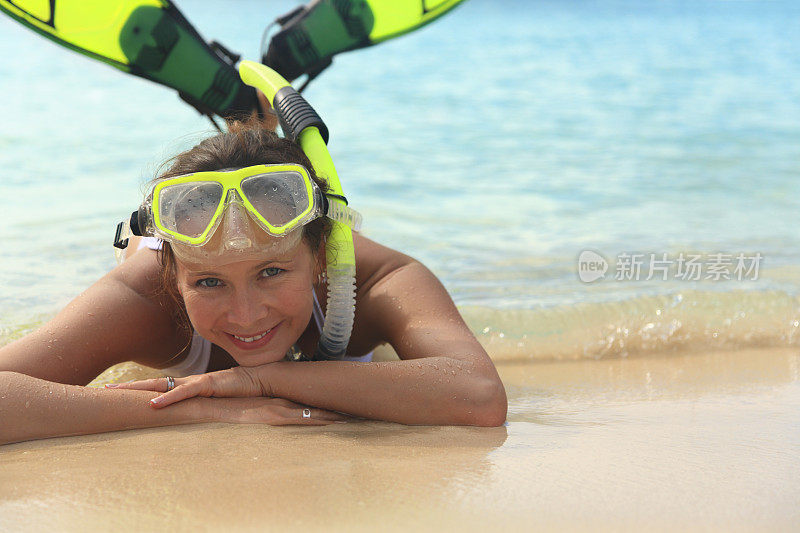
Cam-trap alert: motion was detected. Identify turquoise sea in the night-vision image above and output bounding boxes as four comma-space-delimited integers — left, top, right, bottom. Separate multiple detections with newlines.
1, 0, 799, 358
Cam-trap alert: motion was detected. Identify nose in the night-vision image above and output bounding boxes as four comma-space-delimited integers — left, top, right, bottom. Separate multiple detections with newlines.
225, 286, 269, 329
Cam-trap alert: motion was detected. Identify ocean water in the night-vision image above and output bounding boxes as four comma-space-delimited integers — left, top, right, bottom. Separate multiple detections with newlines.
0, 0, 799, 359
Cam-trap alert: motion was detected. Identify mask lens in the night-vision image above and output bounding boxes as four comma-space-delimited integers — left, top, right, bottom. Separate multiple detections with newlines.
241, 171, 311, 229
157, 182, 224, 239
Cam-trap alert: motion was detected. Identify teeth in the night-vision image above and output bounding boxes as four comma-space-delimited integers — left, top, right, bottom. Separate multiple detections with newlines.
233, 328, 272, 343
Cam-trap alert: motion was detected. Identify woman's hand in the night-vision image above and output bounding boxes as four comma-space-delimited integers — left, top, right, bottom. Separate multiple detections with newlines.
106, 368, 352, 425
209, 397, 350, 425
106, 366, 266, 408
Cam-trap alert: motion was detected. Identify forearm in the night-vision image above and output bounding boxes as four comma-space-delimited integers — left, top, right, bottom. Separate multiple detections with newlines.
260, 357, 507, 426
0, 371, 214, 446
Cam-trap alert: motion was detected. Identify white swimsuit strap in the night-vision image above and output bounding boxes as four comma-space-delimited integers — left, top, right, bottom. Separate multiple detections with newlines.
311, 291, 325, 334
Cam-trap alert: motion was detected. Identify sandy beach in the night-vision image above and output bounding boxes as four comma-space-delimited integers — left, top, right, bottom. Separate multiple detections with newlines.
2, 346, 797, 532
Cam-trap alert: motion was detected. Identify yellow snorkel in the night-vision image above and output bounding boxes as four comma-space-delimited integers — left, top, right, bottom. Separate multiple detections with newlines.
239, 60, 356, 360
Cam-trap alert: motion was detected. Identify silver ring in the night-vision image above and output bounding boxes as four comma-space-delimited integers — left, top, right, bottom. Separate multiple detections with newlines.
165, 376, 176, 392
302, 408, 311, 419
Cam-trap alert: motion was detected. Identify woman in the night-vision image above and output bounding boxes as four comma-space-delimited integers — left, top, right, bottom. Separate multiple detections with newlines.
0, 119, 507, 446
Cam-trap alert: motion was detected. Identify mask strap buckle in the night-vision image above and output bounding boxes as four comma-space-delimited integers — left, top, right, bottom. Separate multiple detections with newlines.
113, 221, 129, 250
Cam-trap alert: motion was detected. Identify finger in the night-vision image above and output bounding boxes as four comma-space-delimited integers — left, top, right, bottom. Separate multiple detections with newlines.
148, 370, 250, 408
271, 416, 337, 426
306, 409, 351, 422
149, 380, 208, 408
275, 406, 351, 424
106, 377, 180, 393
152, 368, 263, 408
264, 399, 349, 416
260, 399, 351, 420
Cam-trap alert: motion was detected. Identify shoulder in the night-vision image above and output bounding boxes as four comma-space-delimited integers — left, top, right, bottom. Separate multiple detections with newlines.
353, 233, 441, 321
325, 233, 414, 356
108, 244, 163, 296
0, 247, 190, 384
350, 233, 480, 362
353, 232, 418, 295
103, 248, 192, 367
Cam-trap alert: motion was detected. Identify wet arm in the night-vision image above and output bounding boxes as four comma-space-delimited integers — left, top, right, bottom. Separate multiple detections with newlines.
261, 357, 504, 426
0, 371, 214, 446
0, 250, 188, 385
257, 260, 507, 427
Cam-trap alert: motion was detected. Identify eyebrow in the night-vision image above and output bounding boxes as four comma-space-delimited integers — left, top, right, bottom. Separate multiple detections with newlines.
185, 259, 294, 277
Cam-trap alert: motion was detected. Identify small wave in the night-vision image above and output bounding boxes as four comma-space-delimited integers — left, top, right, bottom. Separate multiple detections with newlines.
4, 290, 799, 364
461, 290, 800, 362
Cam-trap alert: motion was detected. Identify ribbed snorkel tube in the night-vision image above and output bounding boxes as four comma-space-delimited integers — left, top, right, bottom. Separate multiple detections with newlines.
238, 60, 356, 360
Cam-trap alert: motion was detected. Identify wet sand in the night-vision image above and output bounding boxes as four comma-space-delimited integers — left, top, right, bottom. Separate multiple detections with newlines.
1, 347, 798, 532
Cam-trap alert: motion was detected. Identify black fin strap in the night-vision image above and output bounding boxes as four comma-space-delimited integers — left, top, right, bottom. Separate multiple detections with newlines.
297, 58, 333, 93
177, 91, 223, 130
276, 5, 305, 26
209, 40, 241, 64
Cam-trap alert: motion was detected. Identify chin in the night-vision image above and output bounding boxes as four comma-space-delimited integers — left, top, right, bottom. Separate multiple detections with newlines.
230, 346, 288, 366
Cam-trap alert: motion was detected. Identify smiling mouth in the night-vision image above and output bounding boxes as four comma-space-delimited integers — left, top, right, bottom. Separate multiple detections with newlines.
231, 326, 274, 343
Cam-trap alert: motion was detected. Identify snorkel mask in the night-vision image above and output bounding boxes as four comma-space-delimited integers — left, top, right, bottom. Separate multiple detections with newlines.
115, 61, 362, 360
121, 163, 360, 265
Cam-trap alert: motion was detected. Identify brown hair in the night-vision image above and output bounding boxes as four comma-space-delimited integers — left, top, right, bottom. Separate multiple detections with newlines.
153, 117, 332, 331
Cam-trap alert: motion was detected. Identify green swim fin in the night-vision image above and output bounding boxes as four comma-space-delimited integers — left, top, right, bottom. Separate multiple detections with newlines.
262, 0, 468, 90
0, 0, 258, 121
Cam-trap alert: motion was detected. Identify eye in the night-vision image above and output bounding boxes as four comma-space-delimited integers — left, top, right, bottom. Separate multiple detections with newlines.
196, 278, 221, 288
261, 267, 284, 278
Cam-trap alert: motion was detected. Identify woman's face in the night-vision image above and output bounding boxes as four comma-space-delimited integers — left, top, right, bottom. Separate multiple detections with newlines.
174, 240, 319, 366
